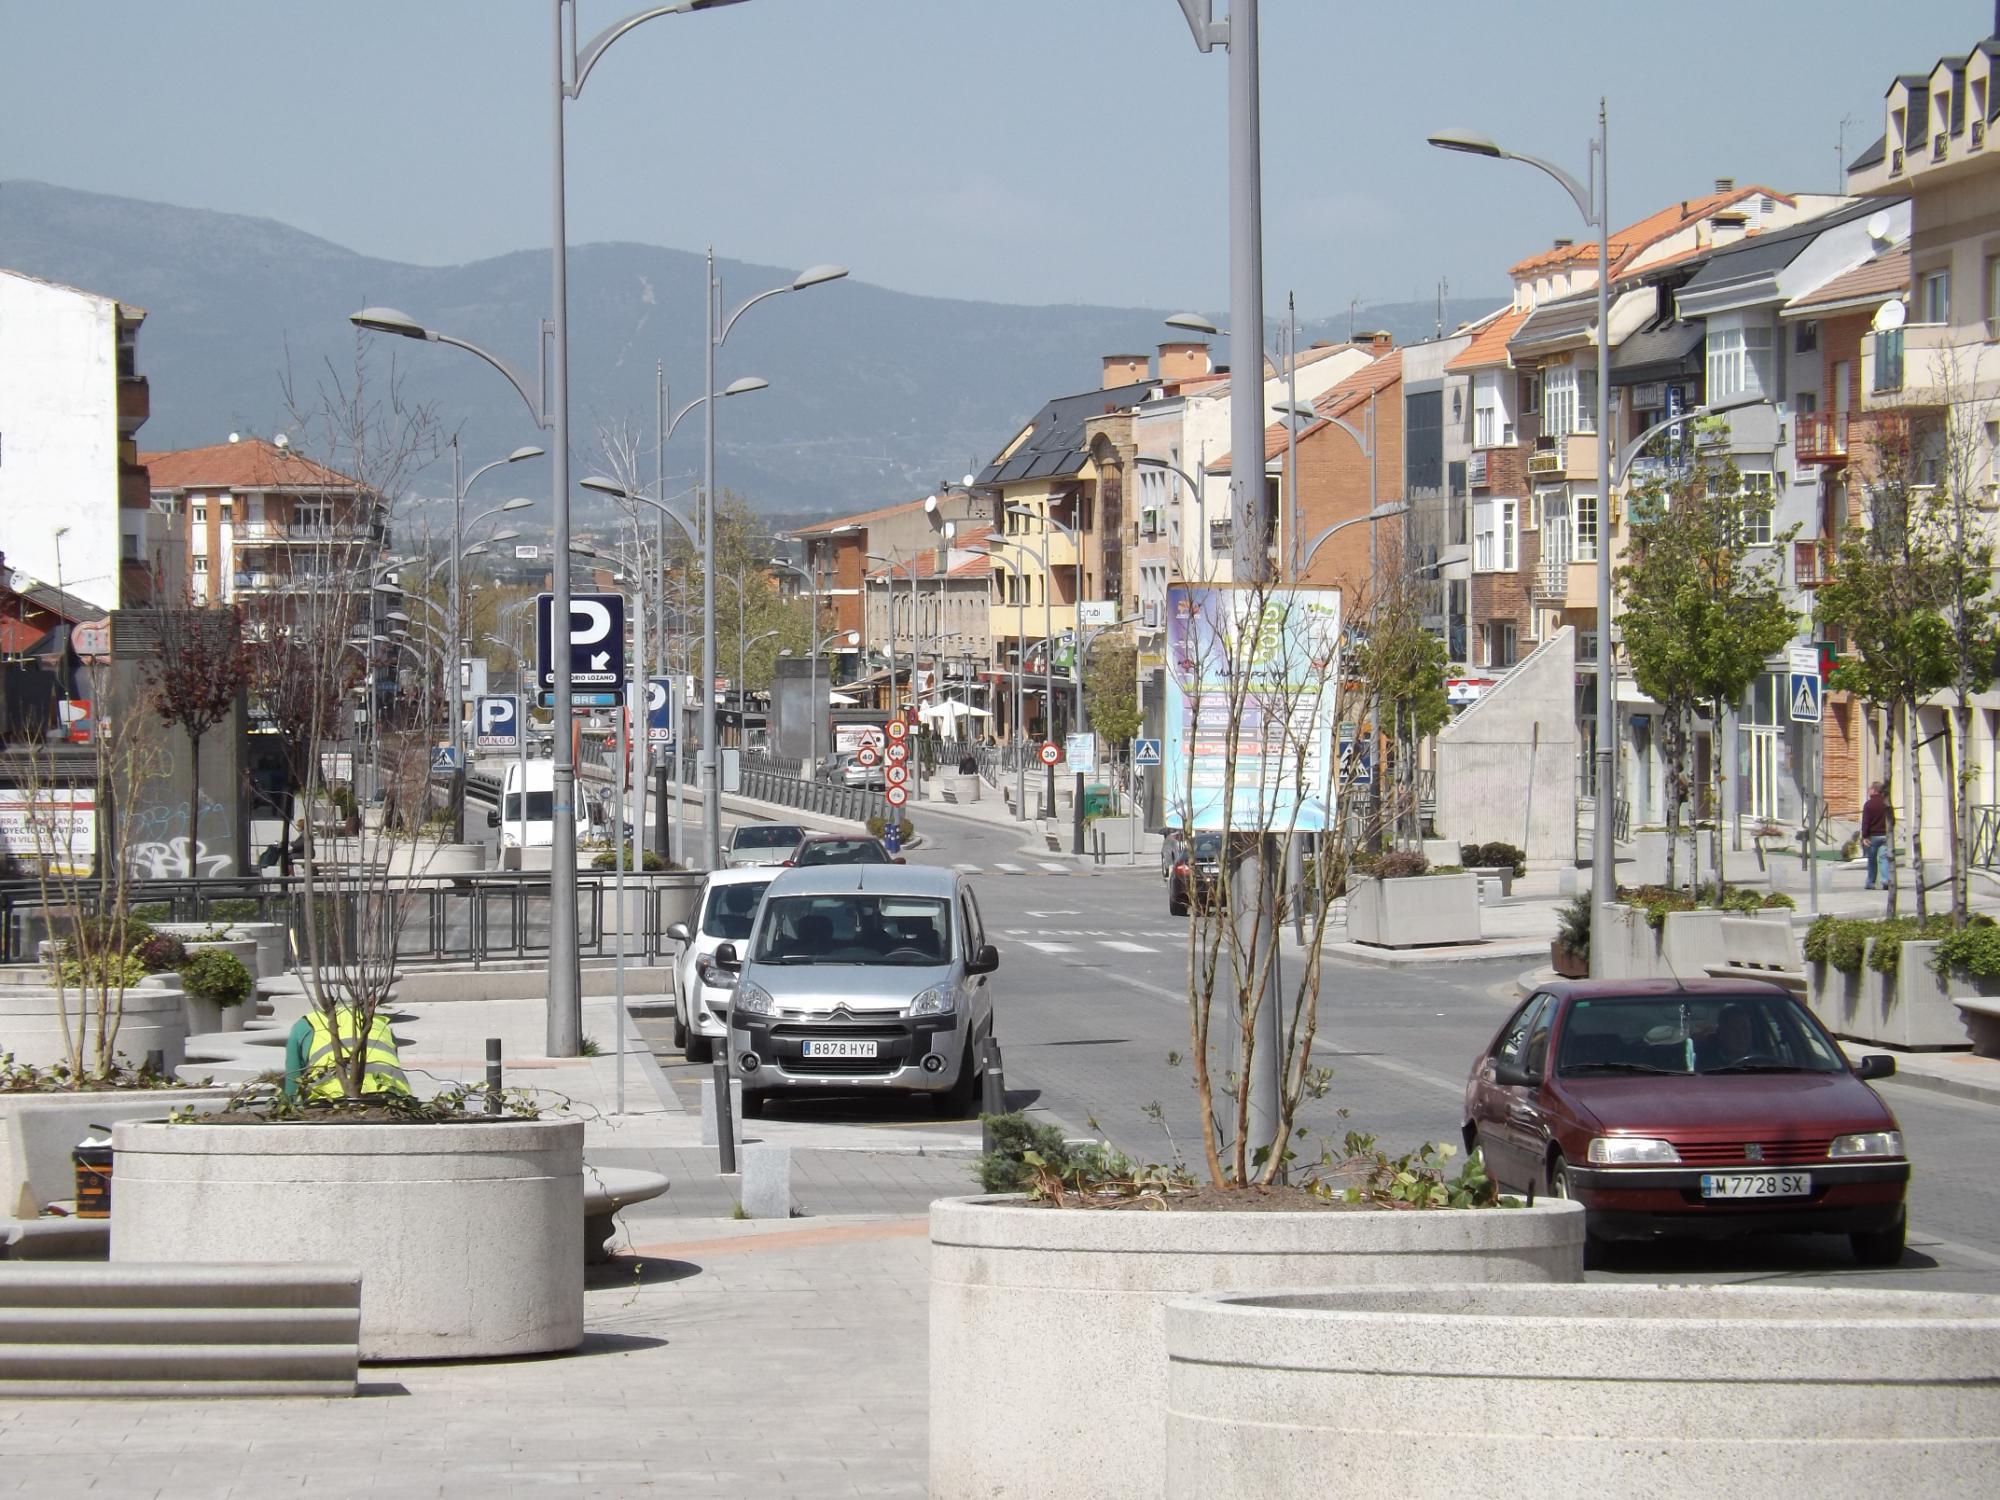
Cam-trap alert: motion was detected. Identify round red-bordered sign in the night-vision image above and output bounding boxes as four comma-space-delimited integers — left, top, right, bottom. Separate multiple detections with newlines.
885, 784, 908, 807
886, 763, 908, 787
1039, 741, 1061, 766
856, 745, 880, 767
885, 719, 909, 741
886, 740, 909, 763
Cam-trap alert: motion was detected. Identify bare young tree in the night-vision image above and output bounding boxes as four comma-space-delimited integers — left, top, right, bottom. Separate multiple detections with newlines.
145, 597, 249, 873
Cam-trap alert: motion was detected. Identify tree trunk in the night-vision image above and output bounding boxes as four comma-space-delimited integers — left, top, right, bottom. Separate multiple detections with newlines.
1663, 707, 1684, 892
1711, 702, 1727, 900
187, 729, 203, 879
1908, 699, 1928, 922
1880, 702, 1899, 919
1949, 699, 1971, 928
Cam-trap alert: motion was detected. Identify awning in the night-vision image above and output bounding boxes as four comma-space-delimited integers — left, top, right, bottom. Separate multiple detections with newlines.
920, 699, 992, 724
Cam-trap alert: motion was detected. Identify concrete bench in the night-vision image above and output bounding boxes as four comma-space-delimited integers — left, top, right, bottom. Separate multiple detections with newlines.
0, 1263, 360, 1397
1955, 997, 2000, 1058
1703, 917, 1808, 995
582, 1165, 670, 1263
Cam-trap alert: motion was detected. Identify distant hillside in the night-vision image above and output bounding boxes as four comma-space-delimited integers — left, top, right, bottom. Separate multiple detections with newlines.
0, 180, 1499, 520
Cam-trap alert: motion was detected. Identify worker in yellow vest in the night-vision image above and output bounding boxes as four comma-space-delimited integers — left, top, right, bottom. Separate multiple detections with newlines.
283, 1004, 411, 1099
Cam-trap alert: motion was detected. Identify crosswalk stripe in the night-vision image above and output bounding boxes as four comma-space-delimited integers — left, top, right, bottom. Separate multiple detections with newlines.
1038, 861, 1068, 873
994, 862, 1025, 874
1022, 940, 1078, 955
1101, 940, 1156, 954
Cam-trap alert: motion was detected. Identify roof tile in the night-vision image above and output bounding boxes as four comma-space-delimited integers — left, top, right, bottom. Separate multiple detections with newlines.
141, 438, 363, 491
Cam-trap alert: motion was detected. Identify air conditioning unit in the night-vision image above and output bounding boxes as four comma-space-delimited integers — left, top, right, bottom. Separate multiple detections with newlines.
1974, 120, 1987, 149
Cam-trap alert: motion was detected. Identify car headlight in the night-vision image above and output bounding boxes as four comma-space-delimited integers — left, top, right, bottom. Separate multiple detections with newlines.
697, 958, 738, 991
732, 981, 776, 1017
1586, 1136, 1681, 1165
908, 985, 955, 1017
1829, 1130, 1904, 1158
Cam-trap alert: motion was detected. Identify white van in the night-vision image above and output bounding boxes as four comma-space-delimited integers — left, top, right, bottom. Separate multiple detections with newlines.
495, 760, 592, 849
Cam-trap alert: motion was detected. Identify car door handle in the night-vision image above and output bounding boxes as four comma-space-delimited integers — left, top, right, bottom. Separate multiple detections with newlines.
1507, 1105, 1537, 1124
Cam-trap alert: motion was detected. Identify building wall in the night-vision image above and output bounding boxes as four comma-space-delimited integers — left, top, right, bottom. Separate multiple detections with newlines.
0, 274, 124, 610
1287, 390, 1403, 601
1434, 625, 1578, 860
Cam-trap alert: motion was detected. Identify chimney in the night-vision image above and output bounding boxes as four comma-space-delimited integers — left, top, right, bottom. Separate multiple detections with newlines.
1553, 237, 1575, 250
1102, 354, 1150, 389
1714, 176, 1736, 194
1361, 330, 1394, 354
1156, 342, 1211, 382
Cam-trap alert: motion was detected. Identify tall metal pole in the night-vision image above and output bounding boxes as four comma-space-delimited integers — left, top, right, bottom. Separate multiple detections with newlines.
631, 527, 650, 867
1222, 0, 1282, 1162
1591, 98, 1616, 972
701, 247, 722, 871
546, 0, 581, 1054
613, 677, 628, 1113
450, 437, 465, 842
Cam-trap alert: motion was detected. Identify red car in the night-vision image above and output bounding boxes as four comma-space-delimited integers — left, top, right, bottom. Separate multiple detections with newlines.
1464, 979, 1909, 1265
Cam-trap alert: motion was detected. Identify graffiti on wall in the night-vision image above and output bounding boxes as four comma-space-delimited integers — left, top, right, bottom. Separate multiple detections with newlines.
125, 790, 235, 878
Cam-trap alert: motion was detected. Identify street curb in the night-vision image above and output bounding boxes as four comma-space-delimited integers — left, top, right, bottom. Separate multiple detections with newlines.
1873, 1068, 2000, 1109
1323, 939, 1551, 969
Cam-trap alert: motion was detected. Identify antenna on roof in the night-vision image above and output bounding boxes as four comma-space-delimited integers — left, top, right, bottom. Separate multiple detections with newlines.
1837, 112, 1859, 194
1437, 277, 1448, 340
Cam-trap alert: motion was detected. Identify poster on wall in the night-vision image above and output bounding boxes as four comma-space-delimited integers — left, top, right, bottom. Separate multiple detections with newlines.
0, 787, 97, 876
1160, 585, 1343, 833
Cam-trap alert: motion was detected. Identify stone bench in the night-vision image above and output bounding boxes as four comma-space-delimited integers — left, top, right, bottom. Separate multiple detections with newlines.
1704, 917, 1808, 996
0, 1262, 360, 1397
582, 1165, 670, 1263
1954, 997, 2000, 1058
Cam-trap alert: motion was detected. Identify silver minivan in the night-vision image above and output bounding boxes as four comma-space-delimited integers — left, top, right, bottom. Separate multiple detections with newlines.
715, 863, 998, 1117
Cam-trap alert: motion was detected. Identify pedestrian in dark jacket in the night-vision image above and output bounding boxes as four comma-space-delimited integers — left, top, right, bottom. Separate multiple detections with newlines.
1861, 783, 1892, 891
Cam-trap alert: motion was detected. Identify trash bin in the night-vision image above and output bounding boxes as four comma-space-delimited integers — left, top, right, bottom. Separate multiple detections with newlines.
1082, 784, 1117, 819
73, 1132, 115, 1218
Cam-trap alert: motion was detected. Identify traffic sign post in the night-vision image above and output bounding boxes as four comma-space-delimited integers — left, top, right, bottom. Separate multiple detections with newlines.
885, 784, 908, 808
646, 676, 677, 749
886, 741, 908, 764
1788, 644, 1825, 916
1132, 737, 1162, 768
536, 592, 626, 690
1038, 741, 1061, 767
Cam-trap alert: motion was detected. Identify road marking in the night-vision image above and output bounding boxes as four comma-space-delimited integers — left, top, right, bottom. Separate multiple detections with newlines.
1315, 1047, 1463, 1096
1026, 910, 1082, 917
953, 863, 983, 874
1039, 861, 1070, 872
1912, 1231, 2000, 1270
1101, 940, 1157, 954
994, 862, 1026, 874
1022, 940, 1079, 955
1098, 968, 1186, 1003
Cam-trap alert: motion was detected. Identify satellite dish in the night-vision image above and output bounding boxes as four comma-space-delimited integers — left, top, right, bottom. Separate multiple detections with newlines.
1866, 211, 1893, 245
228, 432, 241, 444
1872, 298, 1907, 332
273, 434, 289, 449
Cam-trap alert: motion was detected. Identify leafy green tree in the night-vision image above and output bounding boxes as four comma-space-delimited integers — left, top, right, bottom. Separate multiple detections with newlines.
1351, 560, 1449, 845
1082, 639, 1142, 750
1617, 446, 1796, 893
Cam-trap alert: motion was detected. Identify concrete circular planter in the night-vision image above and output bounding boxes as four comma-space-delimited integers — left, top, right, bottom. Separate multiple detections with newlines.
110, 1117, 584, 1360
1, 1086, 234, 1217
1165, 1284, 2000, 1498
226, 923, 289, 979
0, 980, 188, 1073
928, 1194, 1585, 1500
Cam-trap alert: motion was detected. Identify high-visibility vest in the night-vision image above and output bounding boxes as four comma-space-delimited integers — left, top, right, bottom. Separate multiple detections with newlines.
302, 1007, 411, 1099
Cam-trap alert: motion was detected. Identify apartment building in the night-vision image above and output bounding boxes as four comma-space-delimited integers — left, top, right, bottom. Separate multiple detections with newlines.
862, 526, 994, 716
0, 268, 155, 612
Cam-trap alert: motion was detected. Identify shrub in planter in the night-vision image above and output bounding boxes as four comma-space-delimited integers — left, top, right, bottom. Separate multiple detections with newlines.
54, 950, 148, 991
590, 848, 668, 871
1932, 917, 2000, 980
1361, 849, 1429, 879
1460, 841, 1527, 877
178, 949, 253, 1009
866, 815, 915, 843
132, 932, 188, 974
1552, 893, 1591, 976
204, 898, 262, 924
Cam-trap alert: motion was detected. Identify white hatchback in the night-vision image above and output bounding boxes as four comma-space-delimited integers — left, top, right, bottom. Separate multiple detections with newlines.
665, 868, 775, 1061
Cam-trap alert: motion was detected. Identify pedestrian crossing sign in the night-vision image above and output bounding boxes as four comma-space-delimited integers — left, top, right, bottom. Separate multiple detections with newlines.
1132, 737, 1162, 767
1789, 671, 1822, 724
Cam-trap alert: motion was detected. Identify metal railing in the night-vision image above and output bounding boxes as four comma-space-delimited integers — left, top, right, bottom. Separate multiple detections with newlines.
1969, 804, 2000, 871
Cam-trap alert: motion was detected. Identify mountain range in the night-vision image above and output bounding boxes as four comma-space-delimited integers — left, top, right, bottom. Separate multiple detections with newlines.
0, 180, 1500, 521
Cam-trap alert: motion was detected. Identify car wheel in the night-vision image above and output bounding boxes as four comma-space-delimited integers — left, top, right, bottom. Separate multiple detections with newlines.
1546, 1152, 1575, 1201
942, 1040, 981, 1117
671, 1007, 688, 1051
1466, 1129, 1502, 1190
1169, 881, 1189, 917
685, 1032, 713, 1065
1850, 1210, 1907, 1268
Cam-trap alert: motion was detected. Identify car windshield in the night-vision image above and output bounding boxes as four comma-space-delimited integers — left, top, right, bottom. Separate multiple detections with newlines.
701, 881, 770, 940
795, 839, 889, 865
733, 826, 803, 852
1191, 834, 1223, 862
752, 894, 952, 965
503, 791, 553, 821
1555, 994, 1848, 1077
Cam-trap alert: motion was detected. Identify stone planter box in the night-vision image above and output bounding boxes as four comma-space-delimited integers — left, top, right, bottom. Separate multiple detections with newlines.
111, 1117, 584, 1360
1550, 939, 1589, 979
1598, 907, 1792, 983
1345, 873, 1481, 948
1465, 865, 1515, 898
928, 1194, 1585, 1500
227, 923, 289, 980
949, 771, 981, 803
1, 1086, 234, 1217
1808, 939, 2000, 1050
0, 979, 188, 1074
1164, 1284, 2000, 1498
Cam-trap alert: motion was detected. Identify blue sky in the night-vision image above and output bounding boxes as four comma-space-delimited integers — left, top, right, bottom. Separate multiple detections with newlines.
0, 1, 1980, 316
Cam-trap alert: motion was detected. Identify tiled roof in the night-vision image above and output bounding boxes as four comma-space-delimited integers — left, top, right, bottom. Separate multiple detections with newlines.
1506, 187, 1793, 280
974, 380, 1156, 488
1445, 306, 1532, 372
1211, 351, 1403, 473
866, 526, 995, 581
0, 265, 143, 318
141, 438, 362, 491
1787, 247, 1910, 312
787, 494, 935, 538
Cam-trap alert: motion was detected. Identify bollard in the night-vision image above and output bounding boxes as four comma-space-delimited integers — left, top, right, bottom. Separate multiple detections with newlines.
979, 1038, 1006, 1153
485, 1037, 503, 1114
712, 1057, 738, 1174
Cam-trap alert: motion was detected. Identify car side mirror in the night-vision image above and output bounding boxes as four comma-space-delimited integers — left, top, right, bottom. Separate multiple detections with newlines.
893, 856, 907, 864
665, 922, 691, 945
968, 943, 999, 975
1491, 1058, 1536, 1089
1856, 1053, 1896, 1081
714, 942, 742, 972
487, 810, 500, 828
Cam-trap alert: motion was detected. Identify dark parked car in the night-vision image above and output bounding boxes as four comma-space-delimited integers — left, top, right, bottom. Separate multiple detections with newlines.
1165, 831, 1224, 916
789, 834, 897, 867
1464, 979, 1909, 1264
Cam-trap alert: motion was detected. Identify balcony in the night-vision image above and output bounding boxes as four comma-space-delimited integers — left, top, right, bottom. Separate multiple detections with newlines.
118, 462, 150, 510
1209, 519, 1234, 553
1524, 432, 1598, 482
1857, 325, 1993, 411
1468, 451, 1489, 488
117, 375, 150, 431
1794, 412, 1850, 466
1793, 540, 1832, 590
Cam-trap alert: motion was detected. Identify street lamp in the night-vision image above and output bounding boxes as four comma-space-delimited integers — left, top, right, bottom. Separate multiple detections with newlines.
699, 259, 848, 869
868, 550, 926, 803
352, 0, 750, 1057
1298, 504, 1411, 573
1430, 102, 1613, 974
769, 556, 826, 766
972, 535, 1056, 819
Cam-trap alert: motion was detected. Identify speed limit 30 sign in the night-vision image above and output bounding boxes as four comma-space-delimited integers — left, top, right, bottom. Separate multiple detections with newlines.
1038, 741, 1061, 766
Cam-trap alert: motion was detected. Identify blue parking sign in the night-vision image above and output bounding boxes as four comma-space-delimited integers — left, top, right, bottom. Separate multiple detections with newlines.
647, 676, 678, 747
474, 695, 519, 749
